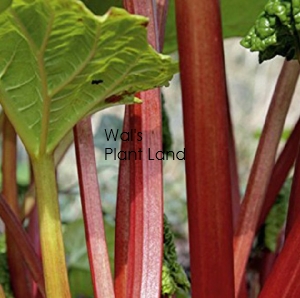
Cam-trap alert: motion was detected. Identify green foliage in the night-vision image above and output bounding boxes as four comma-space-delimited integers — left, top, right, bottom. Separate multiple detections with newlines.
0, 253, 13, 298
221, 0, 267, 39
0, 236, 13, 298
241, 0, 300, 62
161, 94, 173, 154
0, 0, 12, 14
162, 0, 177, 54
69, 268, 93, 298
0, 0, 177, 156
63, 217, 115, 297
162, 214, 190, 296
162, 0, 267, 54
264, 178, 291, 251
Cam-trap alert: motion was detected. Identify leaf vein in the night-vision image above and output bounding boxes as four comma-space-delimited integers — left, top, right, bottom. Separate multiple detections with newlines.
49, 23, 102, 98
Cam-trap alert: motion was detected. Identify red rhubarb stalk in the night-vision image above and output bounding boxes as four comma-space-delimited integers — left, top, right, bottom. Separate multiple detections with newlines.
259, 228, 284, 286
258, 116, 300, 229
259, 215, 300, 297
114, 1, 164, 296
114, 109, 131, 297
234, 60, 299, 295
74, 116, 114, 298
27, 204, 43, 298
2, 115, 31, 297
175, 0, 235, 296
285, 143, 300, 235
156, 0, 169, 50
227, 96, 241, 228
0, 195, 45, 297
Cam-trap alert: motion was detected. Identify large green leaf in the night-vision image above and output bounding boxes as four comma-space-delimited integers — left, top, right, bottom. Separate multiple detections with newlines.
0, 0, 177, 157
0, 0, 12, 14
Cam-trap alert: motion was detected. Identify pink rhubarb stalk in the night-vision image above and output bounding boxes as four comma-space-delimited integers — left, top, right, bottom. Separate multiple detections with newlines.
227, 96, 241, 228
175, 0, 235, 296
0, 195, 45, 297
156, 0, 169, 49
2, 116, 31, 297
285, 143, 300, 235
74, 117, 114, 298
114, 1, 164, 297
27, 204, 43, 298
259, 215, 300, 297
258, 116, 300, 229
114, 109, 131, 297
258, 229, 284, 287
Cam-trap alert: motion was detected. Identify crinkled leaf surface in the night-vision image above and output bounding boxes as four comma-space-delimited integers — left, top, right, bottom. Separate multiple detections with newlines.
0, 0, 177, 157
240, 0, 300, 62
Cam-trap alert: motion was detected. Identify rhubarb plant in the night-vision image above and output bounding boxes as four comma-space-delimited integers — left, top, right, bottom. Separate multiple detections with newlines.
0, 0, 177, 297
2, 0, 300, 297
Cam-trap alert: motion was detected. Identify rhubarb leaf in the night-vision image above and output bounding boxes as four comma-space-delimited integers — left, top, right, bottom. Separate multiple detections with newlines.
0, 0, 12, 14
0, 0, 177, 157
162, 215, 190, 296
240, 0, 300, 62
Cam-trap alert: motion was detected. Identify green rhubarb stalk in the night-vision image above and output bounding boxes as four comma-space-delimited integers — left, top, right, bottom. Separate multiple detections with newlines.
0, 285, 6, 298
32, 154, 70, 298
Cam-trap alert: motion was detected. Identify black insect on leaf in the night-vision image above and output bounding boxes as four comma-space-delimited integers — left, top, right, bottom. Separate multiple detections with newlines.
91, 79, 104, 85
